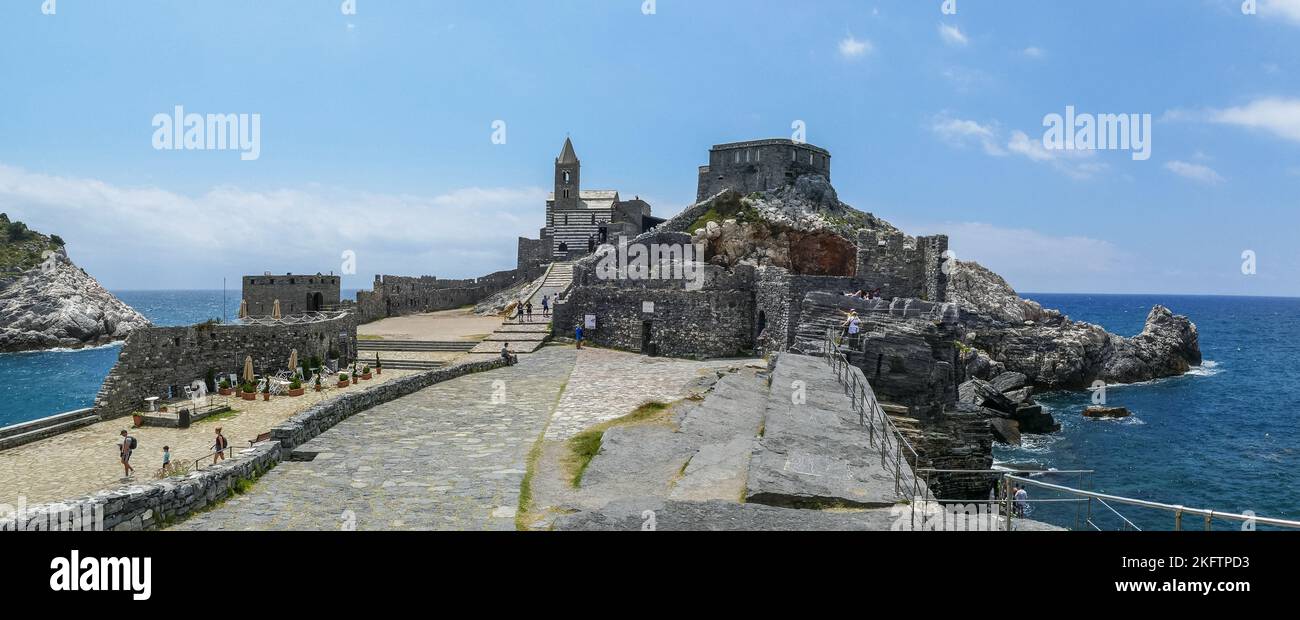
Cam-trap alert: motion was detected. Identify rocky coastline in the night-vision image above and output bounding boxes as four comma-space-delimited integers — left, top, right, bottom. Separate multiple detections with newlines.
0, 246, 150, 354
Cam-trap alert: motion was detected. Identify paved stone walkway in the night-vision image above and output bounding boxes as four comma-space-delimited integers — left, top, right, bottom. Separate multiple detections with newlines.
0, 369, 418, 508
173, 347, 576, 531
546, 349, 754, 440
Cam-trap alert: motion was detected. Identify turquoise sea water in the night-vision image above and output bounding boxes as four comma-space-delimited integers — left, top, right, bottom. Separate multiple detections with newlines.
1, 291, 1294, 529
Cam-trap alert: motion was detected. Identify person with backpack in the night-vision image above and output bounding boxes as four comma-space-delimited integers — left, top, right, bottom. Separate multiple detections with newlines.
212, 427, 229, 465
118, 429, 136, 479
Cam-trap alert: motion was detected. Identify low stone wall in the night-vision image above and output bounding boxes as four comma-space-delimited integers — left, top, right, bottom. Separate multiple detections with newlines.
272, 357, 507, 450
0, 441, 283, 532
1, 357, 509, 531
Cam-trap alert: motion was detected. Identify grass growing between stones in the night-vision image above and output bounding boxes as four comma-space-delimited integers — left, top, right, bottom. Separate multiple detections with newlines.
516, 374, 572, 531
564, 401, 674, 488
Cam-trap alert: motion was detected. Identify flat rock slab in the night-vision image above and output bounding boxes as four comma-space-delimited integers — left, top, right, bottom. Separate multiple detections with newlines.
746, 354, 905, 509
555, 497, 1067, 532
555, 497, 905, 531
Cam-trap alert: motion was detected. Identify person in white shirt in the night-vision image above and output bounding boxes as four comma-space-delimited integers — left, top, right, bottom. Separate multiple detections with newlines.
118, 430, 135, 479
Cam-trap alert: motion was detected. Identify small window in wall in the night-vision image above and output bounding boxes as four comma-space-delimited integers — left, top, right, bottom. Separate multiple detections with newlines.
745, 150, 751, 163
563, 171, 571, 183
756, 149, 761, 162
734, 151, 740, 164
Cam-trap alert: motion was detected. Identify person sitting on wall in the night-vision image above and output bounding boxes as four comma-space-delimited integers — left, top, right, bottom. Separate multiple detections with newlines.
500, 342, 517, 366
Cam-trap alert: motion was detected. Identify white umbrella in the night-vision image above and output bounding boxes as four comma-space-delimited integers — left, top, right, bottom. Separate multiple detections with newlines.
272, 299, 282, 320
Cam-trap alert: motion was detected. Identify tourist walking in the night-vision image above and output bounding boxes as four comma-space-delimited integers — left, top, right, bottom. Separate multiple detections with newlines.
161, 445, 172, 476
541, 295, 550, 316
525, 301, 533, 322
118, 429, 136, 479
842, 310, 861, 355
212, 428, 229, 465
575, 323, 584, 350
1013, 484, 1029, 518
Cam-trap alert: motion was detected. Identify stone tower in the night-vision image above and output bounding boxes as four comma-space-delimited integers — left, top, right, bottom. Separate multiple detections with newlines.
554, 137, 581, 210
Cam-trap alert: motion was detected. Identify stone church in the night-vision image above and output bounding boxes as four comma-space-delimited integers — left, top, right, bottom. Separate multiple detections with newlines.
518, 138, 663, 267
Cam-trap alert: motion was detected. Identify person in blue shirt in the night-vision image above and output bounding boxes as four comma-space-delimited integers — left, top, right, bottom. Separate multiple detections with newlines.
575, 323, 584, 350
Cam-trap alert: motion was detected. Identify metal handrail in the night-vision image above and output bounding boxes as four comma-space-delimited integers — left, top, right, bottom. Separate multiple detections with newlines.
1006, 474, 1300, 531
822, 328, 925, 527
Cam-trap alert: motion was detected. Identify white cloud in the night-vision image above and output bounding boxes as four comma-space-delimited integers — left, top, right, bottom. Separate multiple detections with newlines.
1262, 0, 1300, 26
929, 114, 1004, 156
938, 23, 968, 46
930, 113, 1108, 179
1022, 46, 1045, 58
1164, 160, 1226, 185
0, 163, 546, 289
1006, 130, 1107, 179
838, 36, 873, 59
902, 220, 1132, 292
1206, 97, 1300, 143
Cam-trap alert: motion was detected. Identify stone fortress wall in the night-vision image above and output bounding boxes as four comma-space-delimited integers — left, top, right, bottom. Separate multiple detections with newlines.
855, 230, 949, 302
242, 273, 341, 316
696, 139, 832, 202
94, 313, 358, 421
353, 264, 542, 324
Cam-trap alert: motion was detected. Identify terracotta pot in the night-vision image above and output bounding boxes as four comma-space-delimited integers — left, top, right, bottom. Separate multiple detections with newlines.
218, 388, 233, 396
338, 380, 350, 388
159, 406, 168, 413
287, 388, 305, 397
132, 414, 143, 428
362, 373, 372, 380
314, 385, 322, 392
262, 393, 270, 401
376, 368, 382, 375
241, 392, 256, 401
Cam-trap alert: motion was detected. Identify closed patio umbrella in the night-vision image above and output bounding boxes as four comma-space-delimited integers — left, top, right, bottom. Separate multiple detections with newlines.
238, 299, 248, 319
272, 299, 282, 320
288, 349, 299, 375
243, 355, 255, 384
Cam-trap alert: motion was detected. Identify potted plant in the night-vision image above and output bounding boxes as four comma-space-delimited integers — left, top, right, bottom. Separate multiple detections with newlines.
262, 380, 271, 401
375, 356, 382, 375
338, 373, 350, 388
287, 377, 304, 397
132, 412, 144, 428
328, 348, 340, 368
218, 378, 233, 396
241, 381, 257, 401
361, 366, 372, 381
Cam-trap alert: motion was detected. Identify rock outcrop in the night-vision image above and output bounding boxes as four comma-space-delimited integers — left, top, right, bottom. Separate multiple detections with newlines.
963, 305, 1201, 389
949, 260, 1200, 389
0, 247, 150, 352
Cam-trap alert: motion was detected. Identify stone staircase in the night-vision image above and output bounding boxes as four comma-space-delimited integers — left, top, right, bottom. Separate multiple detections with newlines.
469, 262, 574, 355
0, 408, 100, 451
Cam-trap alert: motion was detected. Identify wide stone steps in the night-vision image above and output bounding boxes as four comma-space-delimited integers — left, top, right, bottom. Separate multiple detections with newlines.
374, 360, 448, 371
469, 338, 548, 354
744, 353, 911, 509
0, 408, 100, 451
357, 340, 476, 352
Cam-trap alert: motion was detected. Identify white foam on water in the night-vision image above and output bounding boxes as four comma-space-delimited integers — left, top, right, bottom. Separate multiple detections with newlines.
0, 341, 123, 357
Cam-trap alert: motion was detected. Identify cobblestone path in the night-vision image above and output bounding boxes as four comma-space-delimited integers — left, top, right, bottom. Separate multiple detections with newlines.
173, 347, 577, 531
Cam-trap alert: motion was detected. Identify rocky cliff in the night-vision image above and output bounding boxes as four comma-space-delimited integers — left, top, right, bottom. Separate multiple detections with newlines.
950, 260, 1201, 389
0, 218, 149, 352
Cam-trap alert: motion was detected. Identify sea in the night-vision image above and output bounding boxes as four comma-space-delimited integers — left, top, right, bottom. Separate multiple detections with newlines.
1, 291, 1294, 530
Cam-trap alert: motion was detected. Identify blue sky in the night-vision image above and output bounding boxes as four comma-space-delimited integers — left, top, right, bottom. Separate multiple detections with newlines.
1, 0, 1298, 296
